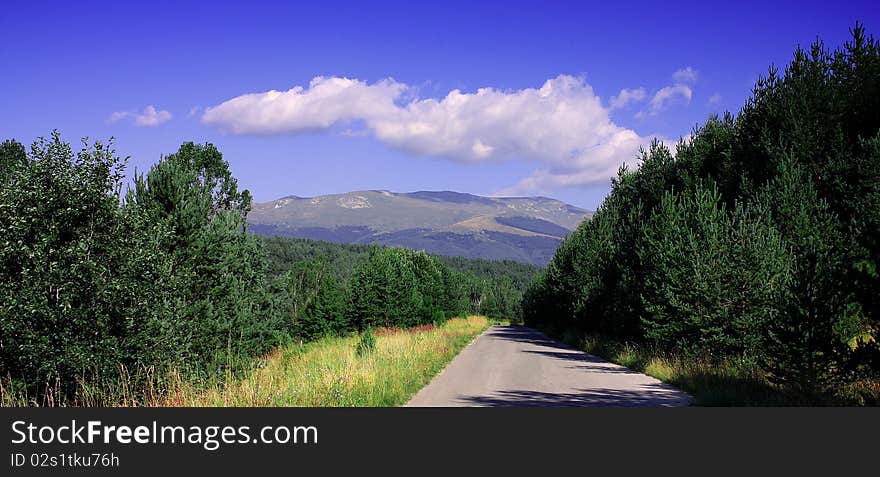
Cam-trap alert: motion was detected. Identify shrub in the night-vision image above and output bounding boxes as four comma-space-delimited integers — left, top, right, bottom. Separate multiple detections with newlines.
356, 328, 376, 357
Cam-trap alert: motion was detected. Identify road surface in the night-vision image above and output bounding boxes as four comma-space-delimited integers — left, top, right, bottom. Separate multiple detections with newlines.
407, 325, 691, 407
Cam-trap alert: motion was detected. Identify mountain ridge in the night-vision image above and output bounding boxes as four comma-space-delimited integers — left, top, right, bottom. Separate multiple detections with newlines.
247, 190, 592, 265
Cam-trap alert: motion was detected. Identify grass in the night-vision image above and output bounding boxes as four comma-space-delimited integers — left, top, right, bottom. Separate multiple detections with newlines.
566, 335, 784, 406
488, 317, 512, 326
188, 315, 488, 407
573, 334, 794, 405
570, 333, 879, 406
2, 316, 489, 407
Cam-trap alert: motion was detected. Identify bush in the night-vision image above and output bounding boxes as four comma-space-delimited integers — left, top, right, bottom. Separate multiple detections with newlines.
0, 134, 135, 393
356, 328, 376, 357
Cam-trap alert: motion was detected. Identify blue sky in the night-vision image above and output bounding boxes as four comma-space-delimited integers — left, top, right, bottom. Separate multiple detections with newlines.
1, 0, 876, 209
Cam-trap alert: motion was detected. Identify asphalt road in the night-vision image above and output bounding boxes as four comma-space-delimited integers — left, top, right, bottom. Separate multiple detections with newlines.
406, 325, 691, 407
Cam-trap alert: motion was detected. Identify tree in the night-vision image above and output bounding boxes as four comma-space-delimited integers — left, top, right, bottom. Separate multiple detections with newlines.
638, 181, 789, 357
522, 25, 880, 401
0, 133, 131, 391
759, 154, 859, 395
278, 259, 345, 340
0, 139, 26, 183
348, 248, 462, 329
125, 142, 274, 370
481, 276, 521, 321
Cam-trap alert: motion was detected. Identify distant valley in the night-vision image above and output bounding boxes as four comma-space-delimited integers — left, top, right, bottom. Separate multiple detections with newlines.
247, 190, 592, 265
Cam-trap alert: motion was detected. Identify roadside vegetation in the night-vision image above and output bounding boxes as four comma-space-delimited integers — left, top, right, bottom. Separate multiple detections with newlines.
567, 334, 877, 406
0, 128, 519, 406
523, 25, 880, 405
1, 317, 488, 407
187, 316, 487, 407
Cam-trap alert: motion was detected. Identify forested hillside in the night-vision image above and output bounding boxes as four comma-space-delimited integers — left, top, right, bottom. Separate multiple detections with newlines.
523, 25, 880, 404
0, 135, 529, 403
261, 235, 538, 291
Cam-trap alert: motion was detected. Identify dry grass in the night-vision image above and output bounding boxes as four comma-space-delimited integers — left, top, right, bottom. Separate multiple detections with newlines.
577, 334, 795, 405
577, 333, 879, 406
180, 315, 488, 407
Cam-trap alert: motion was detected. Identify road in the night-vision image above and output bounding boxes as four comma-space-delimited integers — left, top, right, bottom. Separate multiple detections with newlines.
407, 325, 691, 407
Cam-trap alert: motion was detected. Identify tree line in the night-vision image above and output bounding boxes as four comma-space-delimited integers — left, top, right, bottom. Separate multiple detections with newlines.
523, 25, 880, 401
0, 135, 531, 401
260, 235, 539, 294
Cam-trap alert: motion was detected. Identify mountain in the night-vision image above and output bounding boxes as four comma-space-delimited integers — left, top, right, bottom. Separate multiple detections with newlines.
247, 190, 592, 265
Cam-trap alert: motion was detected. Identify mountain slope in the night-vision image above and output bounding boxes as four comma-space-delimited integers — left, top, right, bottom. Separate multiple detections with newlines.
247, 190, 591, 265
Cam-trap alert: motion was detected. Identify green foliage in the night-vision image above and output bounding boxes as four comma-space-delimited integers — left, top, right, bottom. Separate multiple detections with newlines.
261, 235, 536, 324
0, 136, 276, 398
260, 235, 540, 289
0, 133, 132, 392
125, 142, 277, 372
348, 248, 439, 329
481, 276, 521, 321
757, 154, 857, 394
0, 139, 27, 183
356, 327, 376, 357
638, 181, 789, 358
276, 259, 346, 340
523, 24, 880, 402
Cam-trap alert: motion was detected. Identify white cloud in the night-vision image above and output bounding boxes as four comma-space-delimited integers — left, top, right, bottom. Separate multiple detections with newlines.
108, 105, 172, 127
203, 75, 663, 193
108, 111, 130, 123
636, 67, 698, 118
133, 106, 172, 126
646, 84, 693, 115
203, 76, 404, 135
495, 129, 650, 195
672, 66, 698, 84
609, 87, 647, 110
708, 93, 722, 105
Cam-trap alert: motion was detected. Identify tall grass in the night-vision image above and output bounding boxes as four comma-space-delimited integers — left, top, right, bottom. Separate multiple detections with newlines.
1, 316, 489, 407
577, 334, 786, 406
574, 333, 879, 406
189, 316, 488, 407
